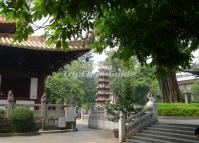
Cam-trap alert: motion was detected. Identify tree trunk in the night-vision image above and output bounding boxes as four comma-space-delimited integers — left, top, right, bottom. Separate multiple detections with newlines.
158, 70, 184, 103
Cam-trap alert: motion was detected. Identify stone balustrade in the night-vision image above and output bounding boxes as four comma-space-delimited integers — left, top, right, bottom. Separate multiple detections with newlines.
0, 91, 76, 130
118, 104, 158, 142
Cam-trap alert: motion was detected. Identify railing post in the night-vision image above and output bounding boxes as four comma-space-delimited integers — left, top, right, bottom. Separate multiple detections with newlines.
41, 93, 47, 130
152, 103, 158, 122
7, 90, 14, 117
58, 97, 66, 128
119, 113, 126, 142
58, 96, 64, 116
41, 93, 47, 118
104, 108, 108, 119
80, 108, 84, 120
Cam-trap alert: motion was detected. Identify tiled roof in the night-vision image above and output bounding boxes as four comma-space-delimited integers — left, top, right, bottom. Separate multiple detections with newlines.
0, 34, 89, 52
184, 64, 199, 75
177, 73, 198, 82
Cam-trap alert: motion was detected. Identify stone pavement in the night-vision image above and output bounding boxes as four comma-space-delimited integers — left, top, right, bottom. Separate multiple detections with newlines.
0, 120, 118, 143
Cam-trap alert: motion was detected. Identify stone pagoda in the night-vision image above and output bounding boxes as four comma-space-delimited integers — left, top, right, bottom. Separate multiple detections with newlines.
95, 65, 111, 109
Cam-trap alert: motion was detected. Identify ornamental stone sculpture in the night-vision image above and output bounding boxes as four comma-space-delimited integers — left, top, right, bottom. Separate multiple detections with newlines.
41, 93, 47, 103
7, 90, 14, 102
146, 93, 156, 108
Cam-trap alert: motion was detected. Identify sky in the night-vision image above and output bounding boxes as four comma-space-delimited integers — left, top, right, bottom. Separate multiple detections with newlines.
92, 52, 107, 72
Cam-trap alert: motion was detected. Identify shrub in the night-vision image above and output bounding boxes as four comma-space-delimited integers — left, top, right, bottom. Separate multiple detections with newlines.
157, 103, 199, 116
9, 107, 35, 133
106, 80, 145, 122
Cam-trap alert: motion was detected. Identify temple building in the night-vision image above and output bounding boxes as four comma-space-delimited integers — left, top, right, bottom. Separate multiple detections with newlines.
0, 17, 91, 105
95, 65, 111, 109
177, 73, 199, 93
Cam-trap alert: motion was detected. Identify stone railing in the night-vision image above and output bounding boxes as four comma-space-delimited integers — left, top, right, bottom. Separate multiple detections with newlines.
118, 104, 158, 142
126, 108, 157, 137
0, 92, 76, 130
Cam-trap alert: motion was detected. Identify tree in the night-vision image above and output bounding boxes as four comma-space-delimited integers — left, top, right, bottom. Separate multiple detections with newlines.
69, 53, 97, 109
1, 1, 199, 102
103, 51, 160, 100
106, 79, 145, 122
45, 55, 96, 108
45, 68, 85, 105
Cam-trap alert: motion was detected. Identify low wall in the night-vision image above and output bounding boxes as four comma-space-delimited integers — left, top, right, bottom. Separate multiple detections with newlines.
88, 118, 118, 130
88, 111, 118, 130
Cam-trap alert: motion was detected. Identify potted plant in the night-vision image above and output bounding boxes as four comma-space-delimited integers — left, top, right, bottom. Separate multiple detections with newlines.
113, 129, 119, 138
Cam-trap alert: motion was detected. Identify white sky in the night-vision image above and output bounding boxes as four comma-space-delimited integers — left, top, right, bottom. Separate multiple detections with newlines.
92, 52, 107, 72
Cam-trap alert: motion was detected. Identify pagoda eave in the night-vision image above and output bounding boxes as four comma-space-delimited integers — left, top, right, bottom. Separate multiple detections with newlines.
96, 93, 110, 96
97, 87, 110, 89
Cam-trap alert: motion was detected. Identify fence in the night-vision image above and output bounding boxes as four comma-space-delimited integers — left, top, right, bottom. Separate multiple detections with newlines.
0, 93, 76, 130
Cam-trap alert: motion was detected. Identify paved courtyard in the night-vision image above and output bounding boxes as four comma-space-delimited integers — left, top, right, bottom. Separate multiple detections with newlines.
0, 120, 118, 143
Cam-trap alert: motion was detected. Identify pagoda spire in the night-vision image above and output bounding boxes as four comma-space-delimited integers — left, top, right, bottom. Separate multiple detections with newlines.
95, 64, 111, 110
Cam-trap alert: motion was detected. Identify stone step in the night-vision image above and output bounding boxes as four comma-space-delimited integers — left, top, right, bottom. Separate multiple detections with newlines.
127, 136, 174, 143
127, 120, 199, 143
153, 124, 195, 131
127, 140, 146, 143
0, 122, 10, 125
141, 130, 197, 141
0, 118, 14, 133
127, 139, 147, 143
0, 129, 13, 133
158, 122, 199, 128
147, 127, 194, 136
137, 133, 198, 143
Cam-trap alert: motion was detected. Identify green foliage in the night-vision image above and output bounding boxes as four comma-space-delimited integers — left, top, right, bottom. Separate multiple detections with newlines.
8, 107, 35, 133
106, 80, 145, 122
1, 0, 196, 104
45, 55, 96, 108
191, 80, 199, 101
1, 0, 199, 75
45, 69, 84, 104
158, 103, 199, 116
192, 101, 199, 103
104, 53, 160, 100
104, 53, 160, 121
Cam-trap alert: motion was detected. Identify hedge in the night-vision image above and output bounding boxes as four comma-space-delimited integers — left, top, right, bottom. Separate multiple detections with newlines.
157, 103, 199, 116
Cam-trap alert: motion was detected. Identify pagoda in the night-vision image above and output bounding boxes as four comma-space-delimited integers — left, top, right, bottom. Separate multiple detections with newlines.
95, 65, 110, 109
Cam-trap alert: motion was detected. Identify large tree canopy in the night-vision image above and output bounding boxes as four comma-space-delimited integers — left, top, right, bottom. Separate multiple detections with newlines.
1, 0, 199, 103
1, 0, 199, 74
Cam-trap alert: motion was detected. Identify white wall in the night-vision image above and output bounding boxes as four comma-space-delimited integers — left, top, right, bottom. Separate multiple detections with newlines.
88, 118, 118, 130
88, 111, 118, 130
